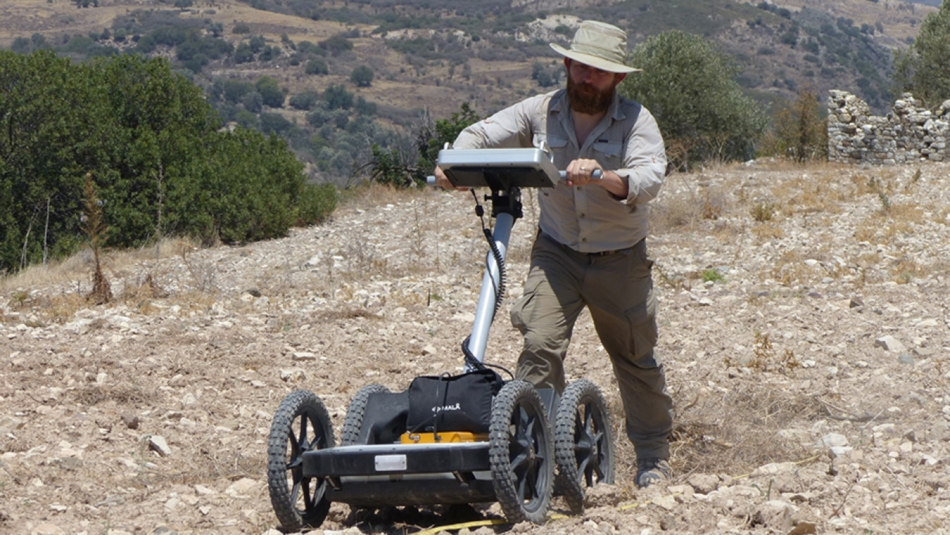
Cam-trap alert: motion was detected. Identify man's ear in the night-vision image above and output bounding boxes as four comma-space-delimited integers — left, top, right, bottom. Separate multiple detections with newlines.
564, 57, 571, 70
615, 73, 627, 85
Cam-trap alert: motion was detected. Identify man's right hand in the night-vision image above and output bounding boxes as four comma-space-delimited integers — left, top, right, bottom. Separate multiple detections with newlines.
434, 166, 469, 191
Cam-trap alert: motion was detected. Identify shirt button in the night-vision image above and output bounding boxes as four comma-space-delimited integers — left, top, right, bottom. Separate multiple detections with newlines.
581, 237, 587, 242
576, 187, 582, 191
579, 213, 585, 218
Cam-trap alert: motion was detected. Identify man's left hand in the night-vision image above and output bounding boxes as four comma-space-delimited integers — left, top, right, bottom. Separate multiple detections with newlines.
564, 158, 602, 187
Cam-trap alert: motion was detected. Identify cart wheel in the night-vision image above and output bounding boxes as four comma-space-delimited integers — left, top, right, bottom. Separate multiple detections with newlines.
489, 380, 554, 524
267, 390, 334, 531
340, 384, 390, 446
554, 379, 615, 515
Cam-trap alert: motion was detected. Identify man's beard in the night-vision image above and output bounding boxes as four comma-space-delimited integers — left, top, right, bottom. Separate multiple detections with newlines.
566, 75, 614, 115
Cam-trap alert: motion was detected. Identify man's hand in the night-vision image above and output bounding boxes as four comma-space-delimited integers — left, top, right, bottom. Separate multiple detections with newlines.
564, 158, 602, 187
564, 159, 629, 198
434, 166, 470, 191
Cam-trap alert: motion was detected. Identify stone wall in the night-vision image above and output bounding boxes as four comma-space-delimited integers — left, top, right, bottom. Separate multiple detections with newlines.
827, 89, 950, 164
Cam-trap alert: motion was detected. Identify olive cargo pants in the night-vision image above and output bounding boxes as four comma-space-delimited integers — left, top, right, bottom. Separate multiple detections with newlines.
510, 231, 673, 461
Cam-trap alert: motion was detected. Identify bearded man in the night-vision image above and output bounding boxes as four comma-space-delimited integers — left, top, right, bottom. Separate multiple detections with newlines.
434, 20, 673, 488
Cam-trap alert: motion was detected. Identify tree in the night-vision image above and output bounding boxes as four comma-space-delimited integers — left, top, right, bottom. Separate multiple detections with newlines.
0, 51, 326, 273
350, 65, 374, 87
242, 91, 263, 113
289, 90, 320, 111
764, 88, 828, 163
305, 58, 328, 75
324, 84, 353, 110
620, 30, 767, 170
318, 34, 353, 56
255, 75, 285, 107
234, 42, 255, 63
355, 96, 377, 116
369, 103, 480, 188
892, 0, 950, 106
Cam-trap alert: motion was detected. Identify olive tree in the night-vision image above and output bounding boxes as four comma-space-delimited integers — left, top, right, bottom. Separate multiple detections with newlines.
350, 65, 374, 87
892, 0, 950, 106
620, 30, 766, 170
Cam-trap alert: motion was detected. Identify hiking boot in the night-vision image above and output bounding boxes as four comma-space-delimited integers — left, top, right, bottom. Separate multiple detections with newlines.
635, 458, 671, 488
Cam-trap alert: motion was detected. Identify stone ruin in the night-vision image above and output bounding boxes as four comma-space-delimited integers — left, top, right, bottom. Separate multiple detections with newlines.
827, 89, 950, 164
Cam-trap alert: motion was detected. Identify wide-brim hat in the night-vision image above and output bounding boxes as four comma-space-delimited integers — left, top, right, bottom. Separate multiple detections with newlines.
550, 20, 641, 74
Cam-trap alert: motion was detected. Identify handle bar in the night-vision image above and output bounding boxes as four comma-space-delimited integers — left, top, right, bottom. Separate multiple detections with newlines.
561, 169, 603, 180
426, 169, 602, 187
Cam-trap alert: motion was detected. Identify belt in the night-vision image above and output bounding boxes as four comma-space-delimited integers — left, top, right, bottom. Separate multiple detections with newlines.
588, 248, 626, 256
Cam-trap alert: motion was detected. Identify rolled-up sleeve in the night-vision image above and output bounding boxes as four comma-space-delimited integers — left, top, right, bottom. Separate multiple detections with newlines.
453, 95, 548, 150
615, 108, 666, 206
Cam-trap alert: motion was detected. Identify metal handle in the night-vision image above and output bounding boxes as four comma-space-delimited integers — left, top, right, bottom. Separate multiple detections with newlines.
559, 169, 603, 181
429, 169, 602, 188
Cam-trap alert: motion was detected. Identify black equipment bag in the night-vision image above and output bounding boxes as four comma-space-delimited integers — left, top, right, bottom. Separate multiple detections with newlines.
406, 369, 504, 434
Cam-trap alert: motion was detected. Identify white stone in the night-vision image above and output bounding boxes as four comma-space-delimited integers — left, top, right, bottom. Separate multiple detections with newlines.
225, 477, 258, 497
752, 462, 798, 476
30, 524, 66, 535
818, 433, 849, 448
280, 368, 307, 382
147, 435, 172, 457
875, 335, 907, 352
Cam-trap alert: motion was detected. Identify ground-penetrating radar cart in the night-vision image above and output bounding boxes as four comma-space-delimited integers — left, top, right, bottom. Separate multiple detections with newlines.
266, 148, 616, 532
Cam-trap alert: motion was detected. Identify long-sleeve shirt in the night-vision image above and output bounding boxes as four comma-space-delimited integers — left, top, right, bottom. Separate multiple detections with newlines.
453, 89, 666, 252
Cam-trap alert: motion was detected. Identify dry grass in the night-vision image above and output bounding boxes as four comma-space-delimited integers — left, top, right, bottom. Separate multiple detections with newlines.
651, 186, 703, 233
771, 175, 845, 215
0, 237, 199, 294
314, 306, 383, 323
750, 202, 777, 222
0, 236, 208, 324
750, 221, 784, 241
890, 256, 928, 285
72, 381, 156, 407
853, 201, 925, 244
672, 386, 819, 476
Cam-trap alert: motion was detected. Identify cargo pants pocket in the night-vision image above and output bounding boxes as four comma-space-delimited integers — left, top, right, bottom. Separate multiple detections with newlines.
625, 294, 659, 365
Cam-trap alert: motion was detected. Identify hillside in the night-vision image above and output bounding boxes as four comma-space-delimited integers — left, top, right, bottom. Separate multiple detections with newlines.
1, 159, 949, 534
0, 0, 940, 184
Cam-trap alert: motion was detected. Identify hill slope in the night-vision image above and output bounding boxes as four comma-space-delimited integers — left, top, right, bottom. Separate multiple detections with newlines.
0, 0, 940, 184
1, 0, 936, 115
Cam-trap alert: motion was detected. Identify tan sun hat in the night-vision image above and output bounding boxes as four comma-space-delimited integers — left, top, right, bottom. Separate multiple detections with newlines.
550, 20, 641, 74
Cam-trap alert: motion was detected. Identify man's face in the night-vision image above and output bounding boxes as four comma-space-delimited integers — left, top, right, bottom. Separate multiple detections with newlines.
565, 59, 626, 115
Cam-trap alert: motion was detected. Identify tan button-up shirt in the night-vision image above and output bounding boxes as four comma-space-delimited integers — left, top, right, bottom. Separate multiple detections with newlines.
453, 89, 666, 253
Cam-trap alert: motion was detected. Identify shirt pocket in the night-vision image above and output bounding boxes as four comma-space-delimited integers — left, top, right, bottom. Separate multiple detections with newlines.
533, 133, 568, 149
593, 140, 623, 160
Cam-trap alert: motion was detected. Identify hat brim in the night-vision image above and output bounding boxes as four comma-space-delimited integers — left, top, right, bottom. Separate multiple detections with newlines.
550, 43, 641, 74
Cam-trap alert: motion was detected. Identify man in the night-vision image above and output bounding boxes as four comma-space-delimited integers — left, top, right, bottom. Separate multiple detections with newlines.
434, 21, 673, 488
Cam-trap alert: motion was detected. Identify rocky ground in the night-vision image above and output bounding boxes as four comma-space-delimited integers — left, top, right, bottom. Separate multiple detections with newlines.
2, 159, 950, 535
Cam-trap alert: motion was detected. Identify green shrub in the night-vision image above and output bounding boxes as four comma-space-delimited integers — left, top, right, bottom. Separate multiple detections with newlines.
255, 75, 286, 107
0, 51, 311, 272
324, 84, 353, 110
289, 90, 320, 111
350, 65, 374, 87
702, 268, 724, 283
305, 58, 328, 75
295, 182, 337, 225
